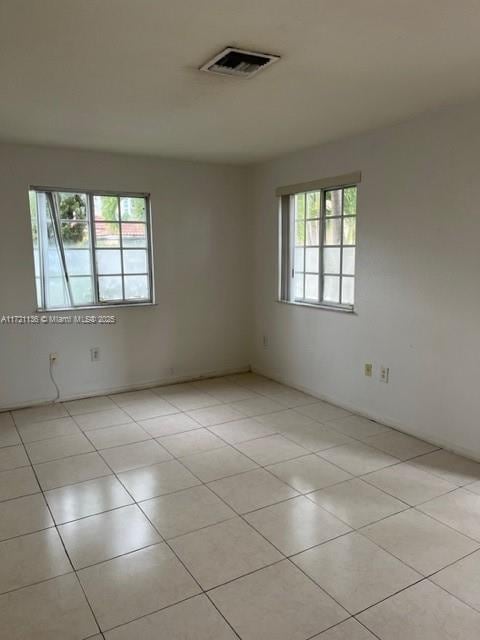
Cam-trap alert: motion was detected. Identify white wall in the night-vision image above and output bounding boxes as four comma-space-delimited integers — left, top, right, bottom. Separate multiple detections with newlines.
250, 99, 480, 460
0, 143, 250, 409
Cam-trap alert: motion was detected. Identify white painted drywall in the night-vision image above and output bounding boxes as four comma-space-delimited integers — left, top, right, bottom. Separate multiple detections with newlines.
250, 99, 480, 459
0, 143, 250, 408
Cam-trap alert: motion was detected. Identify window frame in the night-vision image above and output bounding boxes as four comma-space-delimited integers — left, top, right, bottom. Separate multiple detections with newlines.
29, 185, 155, 311
278, 176, 359, 312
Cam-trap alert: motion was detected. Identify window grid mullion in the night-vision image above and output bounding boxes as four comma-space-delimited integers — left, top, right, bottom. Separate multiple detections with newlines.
89, 193, 100, 306
339, 189, 344, 305
319, 190, 325, 303
118, 195, 125, 301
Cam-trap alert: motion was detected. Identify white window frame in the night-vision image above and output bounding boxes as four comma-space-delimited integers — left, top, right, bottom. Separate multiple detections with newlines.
29, 186, 154, 311
277, 172, 360, 312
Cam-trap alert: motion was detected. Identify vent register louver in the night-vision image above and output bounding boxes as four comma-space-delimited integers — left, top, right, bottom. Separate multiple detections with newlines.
200, 47, 280, 78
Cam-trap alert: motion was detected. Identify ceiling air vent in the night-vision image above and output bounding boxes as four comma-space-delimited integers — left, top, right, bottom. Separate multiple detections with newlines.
200, 47, 280, 78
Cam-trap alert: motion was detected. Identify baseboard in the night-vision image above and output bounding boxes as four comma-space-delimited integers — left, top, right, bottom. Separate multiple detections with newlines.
0, 364, 251, 412
251, 365, 480, 464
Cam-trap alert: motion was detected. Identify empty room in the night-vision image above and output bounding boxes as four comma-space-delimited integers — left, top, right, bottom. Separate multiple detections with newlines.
1, 1, 480, 638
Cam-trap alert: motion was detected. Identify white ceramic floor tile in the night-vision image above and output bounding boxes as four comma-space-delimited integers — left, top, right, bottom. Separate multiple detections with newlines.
361, 508, 479, 575
236, 434, 308, 465
326, 414, 391, 439
118, 459, 200, 501
0, 493, 53, 541
210, 560, 348, 640
58, 504, 161, 569
181, 446, 258, 482
296, 401, 351, 423
193, 379, 258, 403
0, 528, 71, 594
99, 440, 171, 473
418, 489, 480, 540
313, 619, 377, 639
158, 428, 225, 457
140, 484, 235, 538
122, 399, 178, 421
17, 416, 82, 443
186, 404, 244, 427
267, 454, 352, 493
12, 404, 68, 426
282, 423, 355, 452
0, 466, 39, 502
64, 396, 116, 415
263, 388, 318, 408
45, 475, 132, 524
0, 412, 20, 448
26, 433, 94, 464
358, 579, 480, 640
319, 442, 399, 476
362, 430, 438, 460
256, 409, 316, 430
431, 549, 480, 612
138, 413, 200, 437
209, 417, 278, 443
308, 478, 407, 528
87, 422, 150, 450
104, 594, 237, 640
165, 391, 219, 411
412, 450, 480, 486
230, 396, 286, 418
34, 451, 111, 490
0, 573, 98, 640
363, 462, 457, 505
246, 496, 351, 555
170, 517, 282, 589
109, 389, 158, 407
293, 532, 420, 613
78, 543, 200, 631
73, 408, 133, 431
208, 468, 298, 513
0, 444, 29, 471
466, 480, 480, 495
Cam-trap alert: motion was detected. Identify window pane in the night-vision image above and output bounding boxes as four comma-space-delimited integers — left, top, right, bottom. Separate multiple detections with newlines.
70, 277, 94, 306
294, 247, 304, 272
94, 195, 119, 221
99, 276, 122, 301
58, 193, 87, 222
343, 187, 357, 215
342, 277, 355, 305
305, 248, 319, 273
323, 275, 340, 303
343, 217, 356, 245
121, 223, 147, 248
295, 193, 305, 220
324, 218, 341, 245
294, 272, 304, 299
306, 220, 319, 246
342, 247, 355, 275
61, 222, 89, 248
95, 222, 120, 247
325, 189, 342, 217
97, 249, 121, 275
305, 274, 319, 300
65, 249, 91, 276
123, 249, 147, 274
124, 275, 149, 300
120, 197, 146, 221
47, 277, 69, 308
323, 247, 340, 274
295, 220, 305, 245
306, 191, 320, 218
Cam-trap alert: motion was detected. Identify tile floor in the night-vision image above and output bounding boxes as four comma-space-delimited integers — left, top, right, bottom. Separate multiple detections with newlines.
1, 373, 480, 639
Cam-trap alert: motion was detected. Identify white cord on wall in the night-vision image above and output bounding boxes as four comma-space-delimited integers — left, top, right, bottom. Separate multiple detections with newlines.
49, 357, 61, 403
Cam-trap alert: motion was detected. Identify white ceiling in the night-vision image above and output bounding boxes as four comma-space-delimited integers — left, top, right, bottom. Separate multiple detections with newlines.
1, 0, 480, 163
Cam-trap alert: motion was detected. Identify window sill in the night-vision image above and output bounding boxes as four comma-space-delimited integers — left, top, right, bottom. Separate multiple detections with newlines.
35, 302, 157, 313
276, 299, 355, 314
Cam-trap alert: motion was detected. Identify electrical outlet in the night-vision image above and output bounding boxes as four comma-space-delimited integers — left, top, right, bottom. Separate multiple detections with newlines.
380, 366, 390, 383
90, 347, 100, 362
49, 352, 58, 363
263, 335, 269, 348
364, 363, 373, 377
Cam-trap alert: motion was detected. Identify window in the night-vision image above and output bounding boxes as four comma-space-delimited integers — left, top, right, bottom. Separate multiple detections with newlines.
278, 173, 359, 310
29, 188, 153, 310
